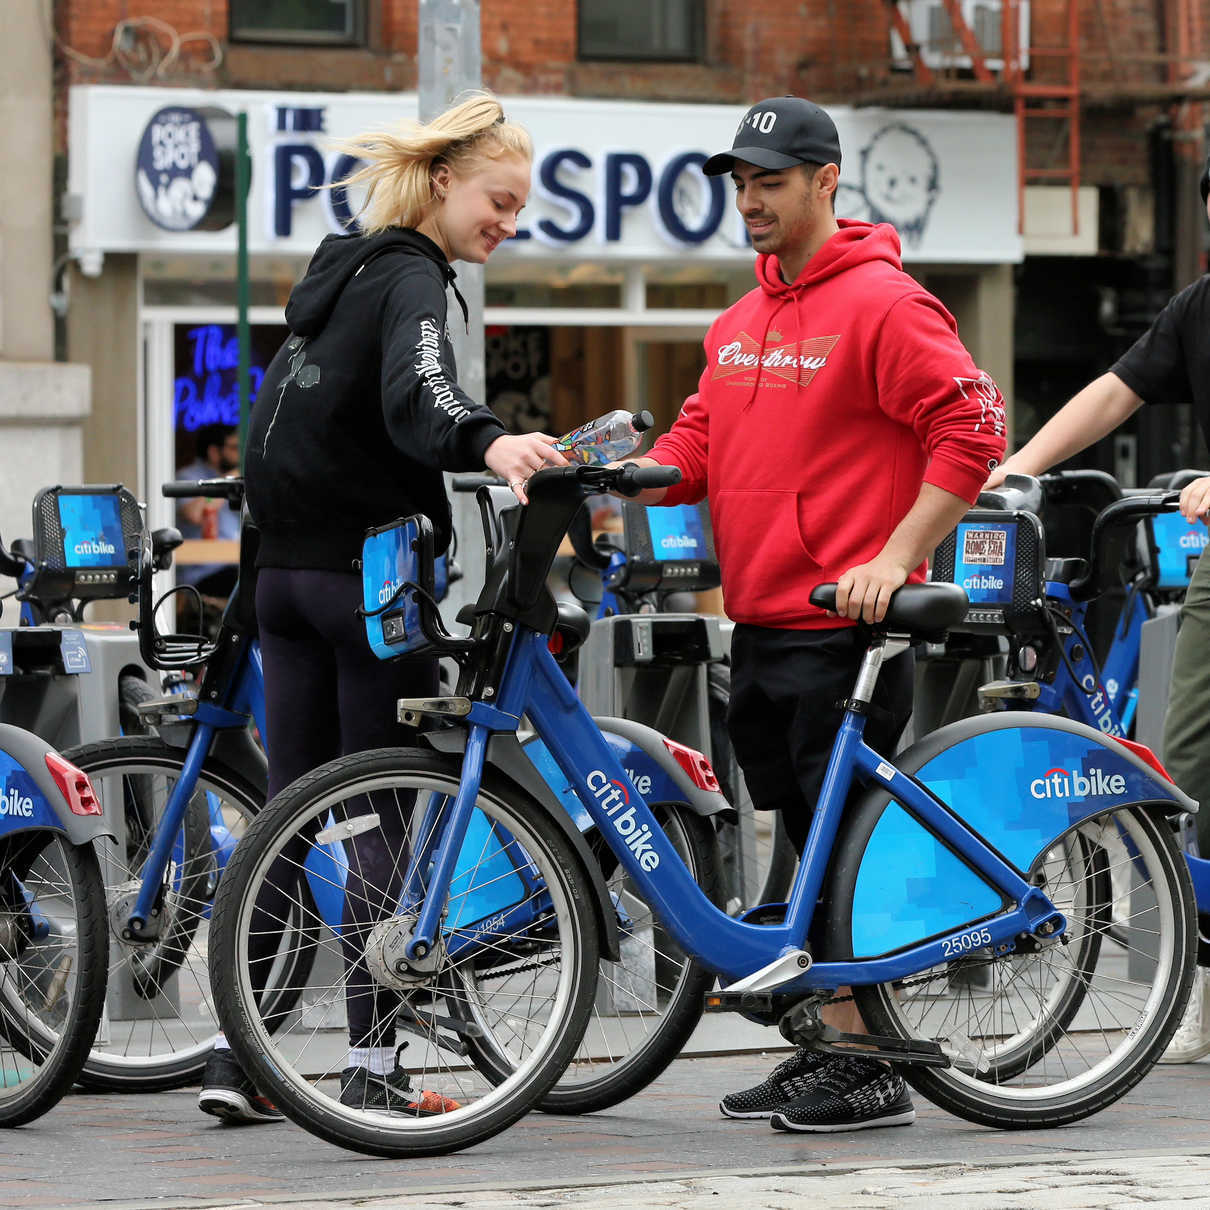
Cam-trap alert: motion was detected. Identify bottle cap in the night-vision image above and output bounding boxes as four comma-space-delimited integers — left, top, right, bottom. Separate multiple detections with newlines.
632, 410, 655, 432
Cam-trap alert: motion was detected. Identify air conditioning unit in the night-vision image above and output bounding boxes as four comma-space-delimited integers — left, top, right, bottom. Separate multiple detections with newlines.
890, 0, 1030, 72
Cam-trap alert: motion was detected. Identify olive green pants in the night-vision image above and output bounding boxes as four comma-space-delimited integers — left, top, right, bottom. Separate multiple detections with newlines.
1162, 548, 1210, 854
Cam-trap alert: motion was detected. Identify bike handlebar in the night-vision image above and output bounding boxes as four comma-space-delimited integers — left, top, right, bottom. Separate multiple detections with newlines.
0, 537, 25, 581
1067, 490, 1182, 600
162, 477, 246, 505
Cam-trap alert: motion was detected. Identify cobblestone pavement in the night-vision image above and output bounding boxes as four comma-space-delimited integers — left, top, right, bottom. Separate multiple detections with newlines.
6, 1051, 1210, 1209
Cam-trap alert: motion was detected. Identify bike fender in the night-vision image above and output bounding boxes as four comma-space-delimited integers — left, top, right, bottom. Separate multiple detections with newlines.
421, 727, 622, 961
0, 724, 116, 847
829, 711, 1193, 960
591, 716, 736, 822
157, 720, 269, 798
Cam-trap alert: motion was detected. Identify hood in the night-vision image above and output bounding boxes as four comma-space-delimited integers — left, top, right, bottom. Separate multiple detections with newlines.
756, 219, 903, 297
285, 228, 453, 337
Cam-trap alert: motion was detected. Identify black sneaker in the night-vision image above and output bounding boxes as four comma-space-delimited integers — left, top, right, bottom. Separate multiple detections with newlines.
769, 1055, 915, 1133
719, 1047, 832, 1119
197, 1049, 284, 1124
339, 1050, 460, 1116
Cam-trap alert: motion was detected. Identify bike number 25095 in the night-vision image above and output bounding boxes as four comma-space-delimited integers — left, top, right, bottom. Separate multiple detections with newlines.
942, 927, 993, 957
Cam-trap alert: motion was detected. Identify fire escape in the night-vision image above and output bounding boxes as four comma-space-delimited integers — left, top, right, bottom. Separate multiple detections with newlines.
845, 0, 1210, 236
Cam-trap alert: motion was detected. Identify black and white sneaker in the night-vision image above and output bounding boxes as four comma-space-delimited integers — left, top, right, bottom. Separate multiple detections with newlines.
339, 1051, 460, 1116
197, 1049, 284, 1124
719, 1047, 832, 1119
769, 1055, 915, 1133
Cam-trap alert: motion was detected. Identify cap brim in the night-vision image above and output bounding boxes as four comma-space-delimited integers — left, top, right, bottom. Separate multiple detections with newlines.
701, 146, 804, 177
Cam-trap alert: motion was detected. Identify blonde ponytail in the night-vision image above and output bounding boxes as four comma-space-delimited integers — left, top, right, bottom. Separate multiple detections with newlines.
330, 91, 532, 234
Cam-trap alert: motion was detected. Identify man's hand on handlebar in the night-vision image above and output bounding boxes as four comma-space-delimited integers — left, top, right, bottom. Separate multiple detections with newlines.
603, 456, 673, 506
1179, 475, 1210, 525
484, 433, 569, 504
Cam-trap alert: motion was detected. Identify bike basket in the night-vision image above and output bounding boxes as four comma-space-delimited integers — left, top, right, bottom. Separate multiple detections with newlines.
1147, 511, 1207, 592
932, 509, 1046, 633
29, 484, 142, 603
361, 515, 436, 660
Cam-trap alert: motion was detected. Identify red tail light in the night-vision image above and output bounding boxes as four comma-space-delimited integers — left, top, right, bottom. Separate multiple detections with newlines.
1113, 737, 1175, 783
662, 737, 721, 793
45, 752, 103, 816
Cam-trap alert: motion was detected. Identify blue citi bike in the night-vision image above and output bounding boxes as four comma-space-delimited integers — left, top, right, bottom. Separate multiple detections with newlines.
0, 538, 112, 1123
209, 461, 1199, 1157
59, 476, 732, 1108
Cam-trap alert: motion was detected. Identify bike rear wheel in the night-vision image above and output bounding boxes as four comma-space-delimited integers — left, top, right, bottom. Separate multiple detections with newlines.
210, 747, 600, 1157
59, 738, 265, 1091
0, 831, 108, 1126
844, 805, 1196, 1129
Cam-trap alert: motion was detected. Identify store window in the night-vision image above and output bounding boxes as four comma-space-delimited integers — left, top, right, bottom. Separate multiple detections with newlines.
229, 0, 365, 46
172, 322, 287, 473
578, 0, 704, 62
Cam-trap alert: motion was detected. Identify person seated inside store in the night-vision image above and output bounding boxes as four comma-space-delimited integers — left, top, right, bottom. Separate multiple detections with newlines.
175, 423, 242, 609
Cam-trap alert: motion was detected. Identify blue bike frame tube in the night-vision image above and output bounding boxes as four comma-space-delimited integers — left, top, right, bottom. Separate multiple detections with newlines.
131, 721, 220, 923
236, 638, 267, 737
405, 724, 491, 959
1101, 591, 1145, 724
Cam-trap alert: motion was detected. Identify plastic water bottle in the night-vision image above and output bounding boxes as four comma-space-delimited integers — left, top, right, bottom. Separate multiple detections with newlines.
555, 409, 654, 466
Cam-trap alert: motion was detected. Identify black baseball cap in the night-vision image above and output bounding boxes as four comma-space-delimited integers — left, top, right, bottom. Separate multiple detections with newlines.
703, 96, 842, 177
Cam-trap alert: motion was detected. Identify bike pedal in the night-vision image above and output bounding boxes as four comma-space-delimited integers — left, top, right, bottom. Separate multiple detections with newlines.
804, 1029, 952, 1068
134, 694, 198, 725
704, 988, 776, 1015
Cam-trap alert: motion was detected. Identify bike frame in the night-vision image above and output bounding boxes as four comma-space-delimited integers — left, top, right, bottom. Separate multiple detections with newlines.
401, 626, 1064, 992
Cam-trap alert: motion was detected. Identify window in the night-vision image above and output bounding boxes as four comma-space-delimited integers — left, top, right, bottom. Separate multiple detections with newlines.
229, 0, 365, 46
578, 0, 704, 63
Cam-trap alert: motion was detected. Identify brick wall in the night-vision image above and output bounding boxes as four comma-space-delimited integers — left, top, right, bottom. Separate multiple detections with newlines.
51, 0, 1210, 187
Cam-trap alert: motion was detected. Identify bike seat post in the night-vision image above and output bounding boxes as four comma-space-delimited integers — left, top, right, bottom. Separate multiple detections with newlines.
850, 635, 911, 708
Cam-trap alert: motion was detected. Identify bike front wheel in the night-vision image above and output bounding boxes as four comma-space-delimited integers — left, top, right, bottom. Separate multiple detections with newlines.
843, 805, 1196, 1129
59, 737, 265, 1092
0, 831, 108, 1126
210, 747, 600, 1158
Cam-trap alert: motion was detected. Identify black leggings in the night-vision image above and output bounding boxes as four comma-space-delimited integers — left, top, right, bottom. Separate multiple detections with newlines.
253, 568, 439, 1047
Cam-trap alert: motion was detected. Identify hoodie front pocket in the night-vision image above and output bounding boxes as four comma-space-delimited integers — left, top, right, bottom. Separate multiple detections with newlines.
710, 489, 821, 611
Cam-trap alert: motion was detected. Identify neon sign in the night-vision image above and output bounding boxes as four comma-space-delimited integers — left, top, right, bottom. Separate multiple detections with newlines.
173, 323, 267, 432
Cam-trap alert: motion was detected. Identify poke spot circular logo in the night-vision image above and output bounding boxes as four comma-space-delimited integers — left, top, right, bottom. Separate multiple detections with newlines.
135, 107, 235, 232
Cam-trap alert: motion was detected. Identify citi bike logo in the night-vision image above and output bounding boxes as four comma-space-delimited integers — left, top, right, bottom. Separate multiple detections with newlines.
0, 785, 35, 818
74, 536, 116, 557
1180, 530, 1208, 550
1029, 766, 1127, 800
378, 578, 400, 605
586, 770, 660, 871
962, 573, 1004, 591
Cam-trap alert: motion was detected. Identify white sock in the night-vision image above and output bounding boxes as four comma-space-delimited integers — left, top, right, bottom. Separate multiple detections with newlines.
213, 1032, 230, 1051
348, 1046, 394, 1075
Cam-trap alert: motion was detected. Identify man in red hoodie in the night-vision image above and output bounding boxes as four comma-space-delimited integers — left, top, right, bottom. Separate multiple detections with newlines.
626, 96, 1007, 1133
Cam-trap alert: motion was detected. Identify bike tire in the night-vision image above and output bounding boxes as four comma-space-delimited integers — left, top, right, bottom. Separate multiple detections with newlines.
837, 804, 1196, 1129
118, 673, 156, 738
453, 803, 720, 1115
210, 747, 601, 1158
0, 832, 108, 1126
56, 737, 268, 1092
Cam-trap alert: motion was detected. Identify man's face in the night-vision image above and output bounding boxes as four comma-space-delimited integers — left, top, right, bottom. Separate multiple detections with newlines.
729, 161, 834, 261
214, 433, 241, 472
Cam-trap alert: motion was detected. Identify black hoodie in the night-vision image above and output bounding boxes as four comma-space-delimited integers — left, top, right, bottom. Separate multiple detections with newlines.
245, 228, 507, 570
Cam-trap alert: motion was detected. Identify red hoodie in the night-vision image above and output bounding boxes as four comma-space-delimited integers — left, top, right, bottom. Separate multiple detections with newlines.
648, 220, 1006, 629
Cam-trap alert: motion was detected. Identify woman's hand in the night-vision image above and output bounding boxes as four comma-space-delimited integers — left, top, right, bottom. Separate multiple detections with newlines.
484, 433, 568, 503
1179, 475, 1210, 524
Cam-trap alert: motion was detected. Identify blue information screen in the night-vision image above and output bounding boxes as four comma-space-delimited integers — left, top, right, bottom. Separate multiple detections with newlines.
59, 494, 128, 569
646, 504, 707, 562
1151, 513, 1207, 589
952, 521, 1016, 605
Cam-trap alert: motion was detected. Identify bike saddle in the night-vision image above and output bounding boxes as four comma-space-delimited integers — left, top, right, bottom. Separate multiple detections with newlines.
808, 581, 970, 640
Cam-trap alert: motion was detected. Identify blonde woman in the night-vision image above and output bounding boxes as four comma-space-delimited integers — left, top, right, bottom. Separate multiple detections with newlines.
200, 93, 564, 1123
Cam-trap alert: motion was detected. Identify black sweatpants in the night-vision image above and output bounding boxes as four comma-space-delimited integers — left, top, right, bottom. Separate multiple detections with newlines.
254, 568, 439, 1047
726, 624, 915, 856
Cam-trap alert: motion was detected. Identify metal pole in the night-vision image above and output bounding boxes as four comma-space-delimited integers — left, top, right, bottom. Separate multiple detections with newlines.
236, 111, 251, 465
418, 0, 485, 622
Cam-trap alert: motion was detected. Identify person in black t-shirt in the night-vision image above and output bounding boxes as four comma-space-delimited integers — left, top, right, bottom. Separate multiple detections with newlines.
985, 154, 1210, 1065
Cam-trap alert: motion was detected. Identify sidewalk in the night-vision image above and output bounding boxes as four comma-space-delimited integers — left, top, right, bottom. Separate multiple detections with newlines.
7, 1050, 1210, 1209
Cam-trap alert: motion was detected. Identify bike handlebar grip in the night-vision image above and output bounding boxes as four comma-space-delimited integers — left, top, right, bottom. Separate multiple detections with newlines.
614, 464, 682, 497
162, 477, 246, 503
451, 473, 504, 492
0, 538, 24, 580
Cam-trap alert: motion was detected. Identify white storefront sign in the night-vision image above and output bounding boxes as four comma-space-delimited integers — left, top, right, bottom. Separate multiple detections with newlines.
69, 85, 1022, 267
